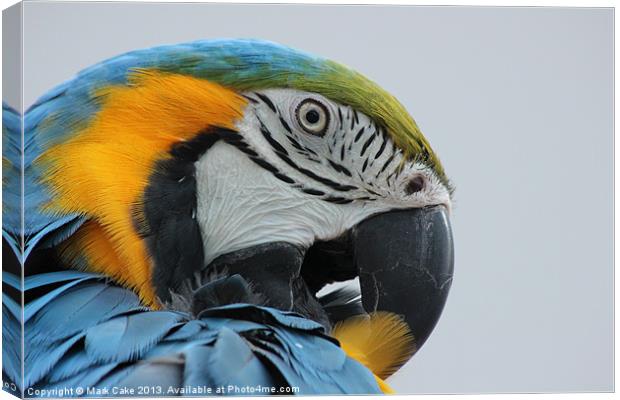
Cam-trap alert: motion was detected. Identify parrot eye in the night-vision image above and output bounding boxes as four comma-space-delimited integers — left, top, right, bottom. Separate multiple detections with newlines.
295, 99, 330, 136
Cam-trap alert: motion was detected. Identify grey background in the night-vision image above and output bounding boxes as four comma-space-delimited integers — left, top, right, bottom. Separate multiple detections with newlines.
3, 3, 21, 113
17, 2, 613, 394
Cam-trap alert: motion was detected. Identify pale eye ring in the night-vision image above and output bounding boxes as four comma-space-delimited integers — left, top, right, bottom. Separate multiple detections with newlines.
295, 99, 330, 136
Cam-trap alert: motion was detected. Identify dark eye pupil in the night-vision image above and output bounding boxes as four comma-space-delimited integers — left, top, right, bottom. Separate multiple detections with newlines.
305, 110, 320, 124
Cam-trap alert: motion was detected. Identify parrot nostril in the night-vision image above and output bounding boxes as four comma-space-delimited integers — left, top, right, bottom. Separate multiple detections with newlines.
405, 175, 425, 195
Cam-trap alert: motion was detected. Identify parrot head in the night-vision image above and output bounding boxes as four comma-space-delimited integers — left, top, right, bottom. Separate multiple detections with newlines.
32, 39, 454, 374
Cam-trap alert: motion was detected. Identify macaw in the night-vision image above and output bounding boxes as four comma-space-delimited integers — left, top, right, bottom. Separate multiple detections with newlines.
2, 39, 454, 396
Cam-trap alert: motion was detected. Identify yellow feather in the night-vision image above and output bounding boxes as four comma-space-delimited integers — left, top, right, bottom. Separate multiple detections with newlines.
38, 70, 247, 306
332, 311, 416, 391
375, 376, 395, 394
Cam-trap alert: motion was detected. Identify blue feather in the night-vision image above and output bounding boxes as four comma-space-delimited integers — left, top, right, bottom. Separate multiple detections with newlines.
46, 346, 101, 383
41, 363, 119, 394
24, 215, 86, 259
117, 356, 184, 392
3, 271, 21, 292
183, 328, 277, 392
24, 275, 100, 322
271, 326, 345, 372
2, 303, 22, 389
199, 317, 271, 334
24, 270, 101, 290
24, 333, 84, 388
163, 319, 206, 342
84, 311, 183, 363
200, 303, 326, 333
2, 293, 21, 321
2, 103, 23, 259
140, 337, 214, 361
27, 283, 140, 343
88, 364, 136, 392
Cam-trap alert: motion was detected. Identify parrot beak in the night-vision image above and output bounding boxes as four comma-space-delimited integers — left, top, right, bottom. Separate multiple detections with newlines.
352, 205, 454, 355
201, 202, 453, 365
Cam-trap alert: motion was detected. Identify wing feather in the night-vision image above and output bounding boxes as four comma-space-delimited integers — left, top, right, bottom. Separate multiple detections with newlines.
19, 269, 382, 395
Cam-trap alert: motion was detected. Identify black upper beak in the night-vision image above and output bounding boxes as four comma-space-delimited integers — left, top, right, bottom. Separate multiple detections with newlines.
352, 205, 454, 358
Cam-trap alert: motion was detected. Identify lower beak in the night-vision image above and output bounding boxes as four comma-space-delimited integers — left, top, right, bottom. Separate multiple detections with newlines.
352, 205, 454, 359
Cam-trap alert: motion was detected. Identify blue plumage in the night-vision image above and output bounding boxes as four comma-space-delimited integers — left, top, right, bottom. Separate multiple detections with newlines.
2, 103, 22, 257
4, 271, 381, 396
2, 293, 22, 393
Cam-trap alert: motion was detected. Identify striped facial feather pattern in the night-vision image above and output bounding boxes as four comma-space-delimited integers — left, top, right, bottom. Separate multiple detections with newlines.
193, 88, 451, 266
235, 89, 451, 210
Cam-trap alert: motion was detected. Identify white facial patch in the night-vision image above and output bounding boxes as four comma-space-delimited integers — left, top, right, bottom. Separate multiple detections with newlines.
194, 141, 388, 266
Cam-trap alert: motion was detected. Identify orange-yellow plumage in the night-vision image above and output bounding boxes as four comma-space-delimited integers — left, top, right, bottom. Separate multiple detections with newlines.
332, 312, 416, 393
38, 70, 247, 305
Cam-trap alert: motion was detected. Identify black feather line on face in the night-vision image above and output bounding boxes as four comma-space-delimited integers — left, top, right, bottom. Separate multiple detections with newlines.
279, 116, 292, 133
377, 153, 396, 179
259, 121, 289, 156
284, 133, 308, 153
361, 158, 369, 173
302, 188, 326, 196
374, 133, 388, 160
360, 132, 376, 157
277, 151, 358, 192
323, 196, 354, 205
354, 127, 365, 143
327, 159, 353, 177
241, 94, 259, 104
255, 92, 277, 113
222, 131, 346, 201
254, 114, 359, 193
